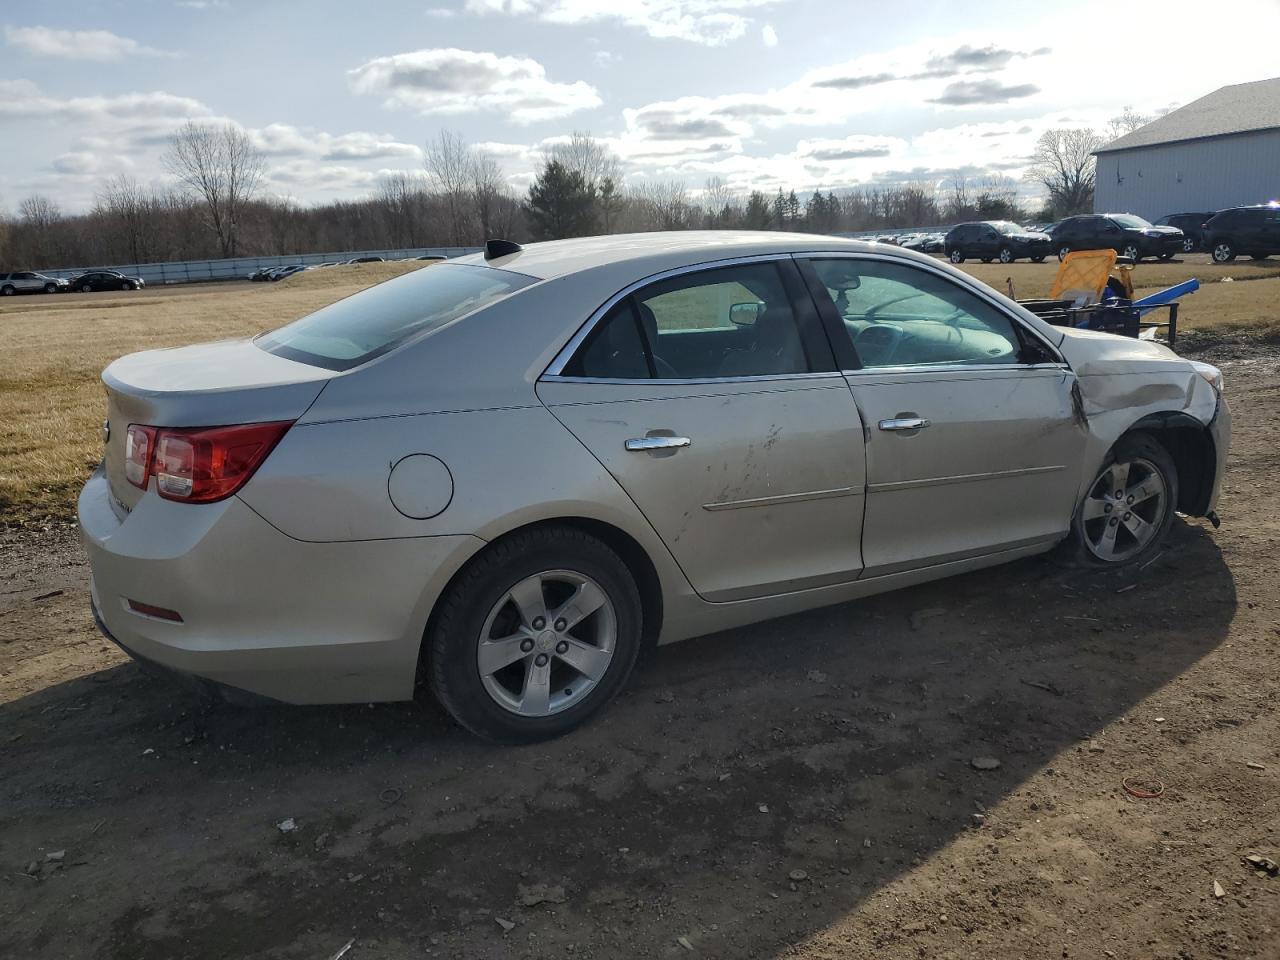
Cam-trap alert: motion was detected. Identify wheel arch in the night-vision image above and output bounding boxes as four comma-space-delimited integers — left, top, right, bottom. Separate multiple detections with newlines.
417, 515, 666, 682
1118, 411, 1217, 516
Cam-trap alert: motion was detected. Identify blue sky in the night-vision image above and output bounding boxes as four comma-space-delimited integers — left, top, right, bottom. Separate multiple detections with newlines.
3, 0, 1278, 212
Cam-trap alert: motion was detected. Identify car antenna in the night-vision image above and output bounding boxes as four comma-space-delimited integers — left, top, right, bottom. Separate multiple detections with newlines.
484, 239, 522, 260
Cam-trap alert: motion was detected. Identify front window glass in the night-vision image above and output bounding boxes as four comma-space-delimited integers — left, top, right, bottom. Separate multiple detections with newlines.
257, 263, 535, 371
808, 259, 1024, 369
1110, 214, 1151, 228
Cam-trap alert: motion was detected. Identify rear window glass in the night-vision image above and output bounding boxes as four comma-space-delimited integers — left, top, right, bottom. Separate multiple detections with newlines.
256, 263, 535, 371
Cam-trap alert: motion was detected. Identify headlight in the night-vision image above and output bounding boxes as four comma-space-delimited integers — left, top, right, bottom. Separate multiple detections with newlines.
1143, 229, 1162, 237
1189, 360, 1223, 393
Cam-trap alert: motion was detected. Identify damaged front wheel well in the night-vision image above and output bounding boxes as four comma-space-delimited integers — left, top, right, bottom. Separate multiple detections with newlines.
1122, 415, 1216, 516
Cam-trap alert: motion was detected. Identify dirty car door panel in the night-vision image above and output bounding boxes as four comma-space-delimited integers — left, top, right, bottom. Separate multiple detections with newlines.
802, 256, 1087, 576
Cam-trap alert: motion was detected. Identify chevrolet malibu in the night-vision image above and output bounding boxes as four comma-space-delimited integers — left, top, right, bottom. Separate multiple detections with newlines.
80, 233, 1229, 742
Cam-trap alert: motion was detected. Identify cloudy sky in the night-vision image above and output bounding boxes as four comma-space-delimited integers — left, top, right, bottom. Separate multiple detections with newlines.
3, 0, 1278, 213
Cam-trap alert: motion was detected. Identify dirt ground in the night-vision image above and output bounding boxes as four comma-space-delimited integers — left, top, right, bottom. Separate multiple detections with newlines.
0, 334, 1276, 959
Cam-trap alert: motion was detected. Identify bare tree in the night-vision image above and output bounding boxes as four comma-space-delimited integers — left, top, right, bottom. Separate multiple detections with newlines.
626, 181, 694, 231
1025, 128, 1104, 217
163, 121, 265, 257
1106, 106, 1152, 141
425, 131, 474, 245
547, 131, 620, 190
375, 172, 429, 247
469, 146, 507, 240
94, 175, 168, 263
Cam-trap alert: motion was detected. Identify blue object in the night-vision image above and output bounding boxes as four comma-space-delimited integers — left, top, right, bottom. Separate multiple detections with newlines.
1133, 279, 1199, 316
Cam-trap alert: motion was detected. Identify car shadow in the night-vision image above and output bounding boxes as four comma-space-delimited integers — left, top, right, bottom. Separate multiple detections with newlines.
0, 520, 1236, 960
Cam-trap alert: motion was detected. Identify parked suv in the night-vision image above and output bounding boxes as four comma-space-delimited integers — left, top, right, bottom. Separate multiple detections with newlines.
1050, 214, 1184, 262
944, 221, 1052, 264
0, 271, 69, 295
1155, 212, 1216, 253
1201, 205, 1280, 263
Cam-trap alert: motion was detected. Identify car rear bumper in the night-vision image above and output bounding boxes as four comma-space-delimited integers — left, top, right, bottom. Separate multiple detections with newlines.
78, 466, 483, 704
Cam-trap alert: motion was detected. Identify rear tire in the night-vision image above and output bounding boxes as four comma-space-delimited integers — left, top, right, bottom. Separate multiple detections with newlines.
1, 285, 15, 296
1060, 434, 1178, 568
1058, 246, 1071, 262
1182, 237, 1196, 253
426, 526, 643, 743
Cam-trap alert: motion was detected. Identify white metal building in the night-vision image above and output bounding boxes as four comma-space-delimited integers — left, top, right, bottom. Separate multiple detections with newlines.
1093, 77, 1280, 220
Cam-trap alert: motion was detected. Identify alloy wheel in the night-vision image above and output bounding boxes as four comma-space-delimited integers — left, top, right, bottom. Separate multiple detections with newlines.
1058, 246, 1070, 261
1183, 237, 1196, 252
1080, 458, 1167, 563
1122, 244, 1141, 261
476, 569, 617, 717
949, 249, 963, 263
998, 247, 1013, 263
1213, 242, 1234, 263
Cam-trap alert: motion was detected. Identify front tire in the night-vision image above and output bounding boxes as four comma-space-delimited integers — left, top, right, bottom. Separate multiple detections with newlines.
122, 281, 136, 291
1058, 246, 1071, 262
1182, 237, 1197, 253
426, 526, 643, 743
998, 247, 1014, 264
1212, 241, 1236, 263
1031, 255, 1046, 263
1122, 243, 1141, 262
1063, 434, 1178, 568
43, 282, 58, 293
1, 285, 15, 296
80, 283, 92, 293
948, 249, 964, 264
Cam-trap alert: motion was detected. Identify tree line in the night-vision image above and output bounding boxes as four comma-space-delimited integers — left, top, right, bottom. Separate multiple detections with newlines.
0, 115, 1145, 271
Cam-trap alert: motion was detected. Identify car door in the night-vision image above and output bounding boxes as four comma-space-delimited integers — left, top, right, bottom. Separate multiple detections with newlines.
13, 272, 38, 292
1263, 209, 1280, 252
538, 257, 869, 602
799, 255, 1087, 577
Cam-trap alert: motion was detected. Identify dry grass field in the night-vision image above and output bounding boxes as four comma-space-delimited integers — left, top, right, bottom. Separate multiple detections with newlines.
2, 254, 1278, 526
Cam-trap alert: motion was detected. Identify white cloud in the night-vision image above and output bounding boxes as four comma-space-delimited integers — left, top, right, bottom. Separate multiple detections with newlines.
761, 24, 777, 47
0, 80, 211, 124
3, 25, 177, 61
348, 48, 601, 123
425, 6, 457, 16
795, 135, 905, 162
463, 0, 786, 46
250, 123, 424, 162
175, 1, 231, 8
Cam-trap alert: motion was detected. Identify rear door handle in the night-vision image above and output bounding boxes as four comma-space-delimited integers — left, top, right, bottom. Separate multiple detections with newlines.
625, 436, 691, 452
878, 417, 930, 432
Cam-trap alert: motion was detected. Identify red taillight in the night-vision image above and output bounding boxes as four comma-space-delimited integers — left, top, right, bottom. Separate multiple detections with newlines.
125, 421, 292, 503
125, 424, 157, 489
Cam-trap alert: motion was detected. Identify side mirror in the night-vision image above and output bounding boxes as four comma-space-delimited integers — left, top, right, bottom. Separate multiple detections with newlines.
729, 301, 765, 326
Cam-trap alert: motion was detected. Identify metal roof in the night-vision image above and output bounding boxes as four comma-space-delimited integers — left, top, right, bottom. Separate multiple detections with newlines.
1095, 77, 1280, 154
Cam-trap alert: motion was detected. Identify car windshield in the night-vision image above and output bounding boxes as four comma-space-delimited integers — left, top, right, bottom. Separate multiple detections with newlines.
992, 222, 1023, 235
1110, 214, 1151, 228
256, 262, 536, 371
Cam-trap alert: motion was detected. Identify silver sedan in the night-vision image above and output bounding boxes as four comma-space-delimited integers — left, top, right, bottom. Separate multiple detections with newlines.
79, 233, 1229, 742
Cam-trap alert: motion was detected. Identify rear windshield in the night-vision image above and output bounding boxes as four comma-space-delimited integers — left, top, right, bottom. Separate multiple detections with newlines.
992, 221, 1023, 235
256, 263, 535, 371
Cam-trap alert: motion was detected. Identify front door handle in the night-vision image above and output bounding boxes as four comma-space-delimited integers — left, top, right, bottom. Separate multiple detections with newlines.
878, 417, 931, 432
625, 436, 691, 452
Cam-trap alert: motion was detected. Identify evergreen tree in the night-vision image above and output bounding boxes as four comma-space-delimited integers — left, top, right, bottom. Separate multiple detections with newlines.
526, 160, 598, 240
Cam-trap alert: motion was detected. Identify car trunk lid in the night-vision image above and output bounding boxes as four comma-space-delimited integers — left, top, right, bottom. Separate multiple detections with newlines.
101, 338, 334, 512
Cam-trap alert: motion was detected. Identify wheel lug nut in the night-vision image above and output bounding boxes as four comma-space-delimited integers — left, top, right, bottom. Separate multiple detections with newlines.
1104, 503, 1112, 513
1115, 491, 1124, 499
1127, 495, 1134, 504
520, 638, 534, 653
555, 640, 569, 654
1110, 517, 1119, 526
534, 653, 549, 667
1123, 512, 1132, 521
554, 618, 567, 631
531, 617, 545, 630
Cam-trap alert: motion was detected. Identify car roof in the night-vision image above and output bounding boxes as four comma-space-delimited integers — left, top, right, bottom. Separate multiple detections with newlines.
451, 230, 895, 281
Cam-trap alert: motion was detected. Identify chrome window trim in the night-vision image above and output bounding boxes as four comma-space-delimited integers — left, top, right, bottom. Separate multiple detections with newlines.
792, 249, 1068, 367
542, 253, 801, 379
541, 371, 844, 387
843, 362, 1070, 377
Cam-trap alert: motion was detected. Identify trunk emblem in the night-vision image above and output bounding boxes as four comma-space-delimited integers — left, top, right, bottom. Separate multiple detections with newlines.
102, 419, 111, 444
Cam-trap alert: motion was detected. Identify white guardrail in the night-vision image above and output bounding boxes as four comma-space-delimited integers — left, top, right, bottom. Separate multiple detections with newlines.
39, 247, 483, 285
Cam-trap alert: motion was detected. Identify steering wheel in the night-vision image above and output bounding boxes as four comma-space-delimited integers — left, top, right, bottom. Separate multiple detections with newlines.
854, 324, 903, 366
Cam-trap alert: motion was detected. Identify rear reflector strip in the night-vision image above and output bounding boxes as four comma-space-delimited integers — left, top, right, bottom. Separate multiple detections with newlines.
127, 599, 184, 623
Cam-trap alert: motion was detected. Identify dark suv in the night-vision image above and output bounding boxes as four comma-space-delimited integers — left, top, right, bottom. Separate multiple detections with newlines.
1050, 214, 1184, 262
943, 221, 1052, 264
1201, 205, 1280, 263
1155, 212, 1216, 253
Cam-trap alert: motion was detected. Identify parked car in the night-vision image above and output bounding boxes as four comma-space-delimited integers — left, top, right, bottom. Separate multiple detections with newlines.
921, 234, 945, 253
416, 254, 447, 262
0, 271, 69, 295
944, 221, 1052, 264
248, 268, 274, 282
1200, 205, 1280, 263
347, 256, 384, 264
80, 232, 1229, 742
1155, 212, 1216, 254
896, 234, 926, 251
68, 270, 144, 292
1050, 214, 1184, 262
267, 265, 307, 281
